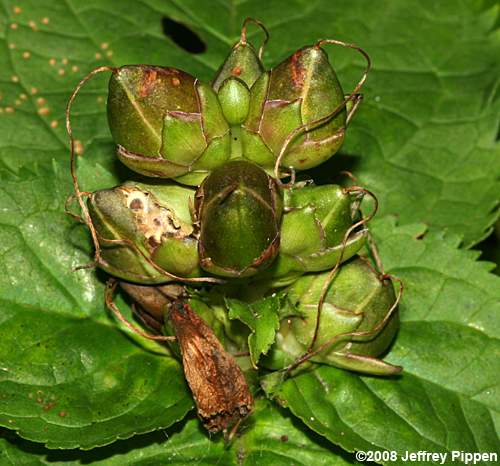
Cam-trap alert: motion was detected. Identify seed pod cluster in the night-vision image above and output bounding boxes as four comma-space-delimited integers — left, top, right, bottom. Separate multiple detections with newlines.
68, 18, 400, 435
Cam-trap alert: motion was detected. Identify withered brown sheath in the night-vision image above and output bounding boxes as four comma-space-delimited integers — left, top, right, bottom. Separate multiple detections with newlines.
119, 282, 253, 433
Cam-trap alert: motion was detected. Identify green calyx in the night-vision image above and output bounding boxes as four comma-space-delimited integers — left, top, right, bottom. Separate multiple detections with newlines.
195, 160, 283, 278
241, 45, 347, 173
87, 181, 201, 284
258, 182, 366, 286
263, 257, 401, 375
107, 66, 230, 185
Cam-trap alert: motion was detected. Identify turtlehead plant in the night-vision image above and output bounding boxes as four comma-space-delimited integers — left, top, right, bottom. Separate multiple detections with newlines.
195, 159, 283, 278
263, 257, 401, 375
63, 16, 404, 447
259, 182, 368, 286
87, 181, 201, 283
107, 66, 231, 185
240, 41, 369, 177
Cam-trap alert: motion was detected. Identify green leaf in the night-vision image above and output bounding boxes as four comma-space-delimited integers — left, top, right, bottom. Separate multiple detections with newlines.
263, 218, 500, 461
0, 165, 193, 449
0, 400, 355, 465
226, 295, 281, 368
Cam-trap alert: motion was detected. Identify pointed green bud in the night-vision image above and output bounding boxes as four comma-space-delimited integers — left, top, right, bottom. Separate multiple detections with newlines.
217, 77, 251, 125
88, 182, 201, 283
107, 66, 230, 185
212, 41, 264, 91
259, 182, 366, 286
195, 160, 282, 278
263, 257, 401, 376
242, 45, 347, 172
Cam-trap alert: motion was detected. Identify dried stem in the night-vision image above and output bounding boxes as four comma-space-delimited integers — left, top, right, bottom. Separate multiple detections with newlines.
240, 17, 269, 59
105, 278, 176, 341
66, 66, 116, 269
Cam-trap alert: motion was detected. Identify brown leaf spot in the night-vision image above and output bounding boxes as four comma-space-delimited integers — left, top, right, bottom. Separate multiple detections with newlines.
43, 401, 56, 411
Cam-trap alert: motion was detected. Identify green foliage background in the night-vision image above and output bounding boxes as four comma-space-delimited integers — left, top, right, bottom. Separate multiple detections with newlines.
0, 0, 498, 464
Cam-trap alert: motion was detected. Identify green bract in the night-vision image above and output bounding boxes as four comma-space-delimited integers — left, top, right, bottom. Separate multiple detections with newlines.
195, 160, 282, 278
241, 45, 347, 172
259, 182, 367, 286
87, 181, 201, 283
107, 66, 231, 185
212, 38, 264, 92
263, 257, 401, 375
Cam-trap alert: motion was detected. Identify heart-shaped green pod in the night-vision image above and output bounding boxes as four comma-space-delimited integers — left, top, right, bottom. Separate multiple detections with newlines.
87, 181, 201, 284
195, 160, 282, 278
212, 29, 265, 158
107, 66, 231, 185
259, 182, 367, 287
241, 45, 347, 172
263, 257, 401, 375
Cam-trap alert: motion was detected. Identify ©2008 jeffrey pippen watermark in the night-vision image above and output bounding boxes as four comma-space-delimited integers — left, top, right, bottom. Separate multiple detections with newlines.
354, 449, 498, 464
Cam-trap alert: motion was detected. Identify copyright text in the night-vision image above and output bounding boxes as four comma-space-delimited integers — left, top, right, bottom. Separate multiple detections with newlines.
354, 450, 498, 464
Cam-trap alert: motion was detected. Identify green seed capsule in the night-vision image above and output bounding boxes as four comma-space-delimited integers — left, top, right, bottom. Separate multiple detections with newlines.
107, 66, 231, 185
263, 257, 401, 375
241, 45, 348, 172
259, 182, 367, 286
88, 182, 201, 284
217, 77, 251, 125
195, 160, 282, 278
